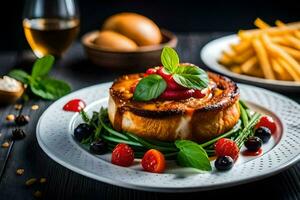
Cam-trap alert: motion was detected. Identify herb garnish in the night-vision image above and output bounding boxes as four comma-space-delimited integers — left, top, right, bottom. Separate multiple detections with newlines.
8, 55, 71, 100
133, 47, 209, 101
133, 75, 167, 101
175, 140, 212, 171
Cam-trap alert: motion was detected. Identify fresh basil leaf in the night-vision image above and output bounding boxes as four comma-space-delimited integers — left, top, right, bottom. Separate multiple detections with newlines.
31, 55, 55, 78
173, 65, 209, 90
8, 69, 30, 84
133, 75, 167, 101
30, 78, 71, 100
175, 140, 212, 171
161, 47, 179, 73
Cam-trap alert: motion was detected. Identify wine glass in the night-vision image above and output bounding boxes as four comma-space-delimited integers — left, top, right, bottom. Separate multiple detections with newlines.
22, 0, 80, 58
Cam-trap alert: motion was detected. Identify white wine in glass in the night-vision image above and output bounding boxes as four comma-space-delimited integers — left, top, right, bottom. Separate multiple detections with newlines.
23, 0, 80, 58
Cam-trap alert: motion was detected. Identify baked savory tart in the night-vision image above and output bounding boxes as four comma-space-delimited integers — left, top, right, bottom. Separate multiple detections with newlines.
108, 51, 240, 142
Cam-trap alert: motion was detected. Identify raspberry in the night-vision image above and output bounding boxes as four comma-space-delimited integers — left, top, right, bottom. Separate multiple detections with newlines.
215, 138, 239, 161
111, 143, 134, 167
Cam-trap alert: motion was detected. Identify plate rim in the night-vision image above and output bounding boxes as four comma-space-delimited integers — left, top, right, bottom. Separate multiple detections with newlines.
200, 34, 300, 88
36, 83, 300, 192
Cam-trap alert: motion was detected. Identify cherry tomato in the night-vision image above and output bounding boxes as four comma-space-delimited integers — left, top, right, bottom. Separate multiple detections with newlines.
142, 149, 166, 173
255, 116, 276, 134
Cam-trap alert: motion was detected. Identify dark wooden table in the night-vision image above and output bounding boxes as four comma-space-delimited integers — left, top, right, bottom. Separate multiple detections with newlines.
0, 33, 299, 200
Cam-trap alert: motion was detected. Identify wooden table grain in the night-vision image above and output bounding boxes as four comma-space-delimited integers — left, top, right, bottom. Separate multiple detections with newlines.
0, 33, 299, 200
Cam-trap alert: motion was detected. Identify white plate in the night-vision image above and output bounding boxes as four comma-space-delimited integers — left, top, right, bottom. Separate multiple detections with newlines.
200, 34, 300, 92
37, 82, 300, 192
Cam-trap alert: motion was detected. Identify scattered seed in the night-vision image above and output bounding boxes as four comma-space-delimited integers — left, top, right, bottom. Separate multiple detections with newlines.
6, 114, 15, 121
124, 75, 129, 80
14, 104, 23, 110
12, 128, 26, 140
31, 105, 39, 110
16, 168, 25, 176
25, 178, 37, 186
39, 178, 47, 184
1, 142, 10, 148
15, 115, 30, 126
33, 190, 42, 198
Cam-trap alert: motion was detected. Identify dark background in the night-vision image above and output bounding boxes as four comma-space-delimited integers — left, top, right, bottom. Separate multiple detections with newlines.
2, 0, 300, 52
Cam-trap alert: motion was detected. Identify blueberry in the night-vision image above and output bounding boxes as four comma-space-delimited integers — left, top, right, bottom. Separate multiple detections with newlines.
12, 128, 26, 140
244, 136, 262, 152
74, 123, 92, 142
215, 156, 234, 171
15, 115, 30, 126
255, 126, 271, 143
90, 139, 108, 155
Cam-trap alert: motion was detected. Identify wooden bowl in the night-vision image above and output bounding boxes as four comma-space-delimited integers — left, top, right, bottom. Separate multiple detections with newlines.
0, 88, 24, 105
81, 29, 178, 70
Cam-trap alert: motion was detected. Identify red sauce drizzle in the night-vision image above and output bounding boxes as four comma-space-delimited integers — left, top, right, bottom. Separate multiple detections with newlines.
242, 148, 263, 156
63, 99, 86, 112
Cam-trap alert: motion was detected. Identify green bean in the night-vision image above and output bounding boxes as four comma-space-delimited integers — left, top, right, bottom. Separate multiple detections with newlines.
143, 138, 176, 148
99, 117, 129, 140
102, 135, 142, 147
125, 132, 178, 152
200, 120, 241, 148
239, 100, 249, 110
240, 103, 249, 127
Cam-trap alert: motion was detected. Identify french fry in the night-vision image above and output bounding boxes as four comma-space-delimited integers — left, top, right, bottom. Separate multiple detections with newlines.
252, 37, 275, 79
271, 58, 293, 81
218, 53, 234, 66
230, 40, 251, 53
271, 36, 291, 46
238, 22, 300, 40
276, 20, 300, 37
279, 45, 300, 60
295, 31, 300, 39
261, 34, 300, 81
275, 20, 285, 27
241, 56, 257, 73
283, 35, 300, 50
233, 48, 254, 63
245, 65, 264, 78
275, 20, 300, 49
254, 18, 270, 29
230, 65, 242, 74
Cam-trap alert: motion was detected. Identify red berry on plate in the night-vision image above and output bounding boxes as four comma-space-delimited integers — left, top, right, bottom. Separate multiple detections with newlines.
111, 143, 134, 167
142, 149, 166, 173
255, 116, 276, 134
215, 138, 239, 161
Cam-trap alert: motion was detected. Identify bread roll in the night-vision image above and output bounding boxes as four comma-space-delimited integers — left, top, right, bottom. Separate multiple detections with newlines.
102, 13, 162, 46
94, 30, 138, 51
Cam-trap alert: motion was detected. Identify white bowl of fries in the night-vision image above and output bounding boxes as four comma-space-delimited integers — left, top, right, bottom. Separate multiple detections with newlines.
201, 18, 300, 92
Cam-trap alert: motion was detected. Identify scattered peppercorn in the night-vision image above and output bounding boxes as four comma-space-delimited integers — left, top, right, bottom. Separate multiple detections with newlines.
2, 142, 10, 148
33, 190, 42, 198
15, 115, 30, 126
25, 178, 37, 186
39, 178, 47, 184
16, 168, 25, 176
6, 114, 15, 121
14, 104, 23, 110
31, 105, 39, 110
12, 129, 26, 140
